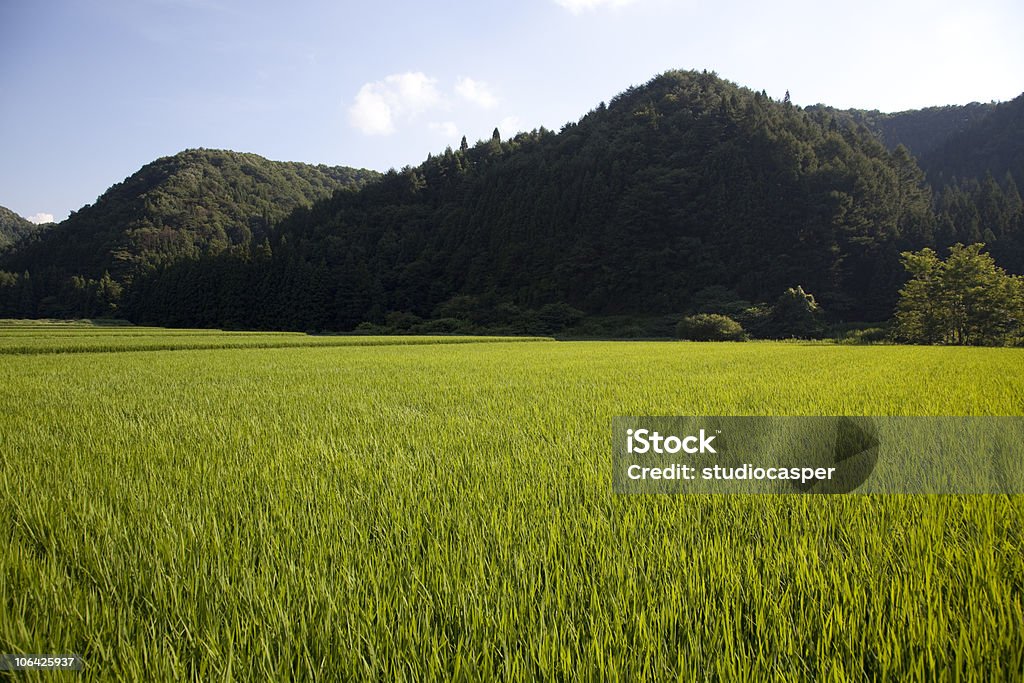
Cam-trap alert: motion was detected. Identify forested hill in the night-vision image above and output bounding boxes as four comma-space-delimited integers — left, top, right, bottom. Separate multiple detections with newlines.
0, 205, 45, 250
818, 95, 1024, 274
807, 96, 1023, 193
919, 93, 1024, 188
128, 70, 948, 329
4, 71, 1022, 331
808, 102, 998, 160
1, 149, 379, 280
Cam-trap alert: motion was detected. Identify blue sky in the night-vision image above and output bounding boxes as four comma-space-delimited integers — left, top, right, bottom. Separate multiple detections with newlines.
2, 0, 1022, 223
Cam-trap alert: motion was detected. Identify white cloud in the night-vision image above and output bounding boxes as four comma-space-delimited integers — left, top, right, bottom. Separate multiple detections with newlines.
497, 116, 521, 136
455, 77, 498, 109
386, 72, 442, 112
428, 121, 459, 138
350, 86, 394, 135
554, 0, 640, 13
348, 72, 442, 136
27, 212, 55, 224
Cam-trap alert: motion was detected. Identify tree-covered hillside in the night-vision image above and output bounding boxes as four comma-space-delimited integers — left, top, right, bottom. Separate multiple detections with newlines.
919, 93, 1024, 189
4, 72, 1021, 333
127, 71, 949, 329
2, 149, 379, 280
808, 103, 998, 160
807, 98, 1024, 256
0, 205, 45, 250
843, 95, 1024, 275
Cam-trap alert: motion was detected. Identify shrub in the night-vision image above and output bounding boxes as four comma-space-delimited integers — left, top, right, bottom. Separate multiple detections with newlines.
384, 311, 423, 333
676, 314, 746, 341
409, 317, 472, 334
835, 326, 890, 345
768, 286, 824, 339
353, 321, 384, 335
734, 304, 772, 339
536, 303, 585, 333
688, 286, 752, 317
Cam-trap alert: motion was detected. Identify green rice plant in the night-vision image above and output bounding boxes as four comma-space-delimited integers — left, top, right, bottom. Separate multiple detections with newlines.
1, 326, 1022, 680
0, 325, 552, 355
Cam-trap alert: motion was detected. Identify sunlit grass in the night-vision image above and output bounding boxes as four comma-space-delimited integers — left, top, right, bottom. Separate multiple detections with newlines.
1, 326, 1022, 680
0, 322, 551, 355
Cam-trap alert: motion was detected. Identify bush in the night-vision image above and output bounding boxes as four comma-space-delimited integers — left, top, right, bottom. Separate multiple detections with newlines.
688, 286, 752, 317
536, 303, 585, 333
384, 311, 423, 332
676, 314, 746, 341
768, 286, 824, 339
836, 327, 890, 345
734, 304, 772, 339
831, 322, 891, 345
353, 321, 385, 335
409, 317, 472, 334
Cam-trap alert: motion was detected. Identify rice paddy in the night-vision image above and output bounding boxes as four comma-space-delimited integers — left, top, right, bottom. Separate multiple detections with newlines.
1, 324, 1022, 680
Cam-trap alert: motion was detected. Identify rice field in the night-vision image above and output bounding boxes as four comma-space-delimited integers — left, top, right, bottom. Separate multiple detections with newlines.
1, 325, 1023, 680
0, 322, 550, 355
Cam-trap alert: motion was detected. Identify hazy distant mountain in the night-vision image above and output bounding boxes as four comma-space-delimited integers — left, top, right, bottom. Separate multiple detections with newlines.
806, 97, 1024, 195
807, 102, 998, 160
919, 93, 1024, 188
2, 149, 379, 279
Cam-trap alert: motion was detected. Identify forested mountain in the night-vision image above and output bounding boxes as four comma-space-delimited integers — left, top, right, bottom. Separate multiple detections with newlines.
3, 71, 1022, 332
919, 93, 1024, 188
808, 96, 1024, 245
0, 205, 45, 250
808, 102, 997, 161
872, 94, 1024, 271
126, 71, 948, 329
2, 149, 379, 280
